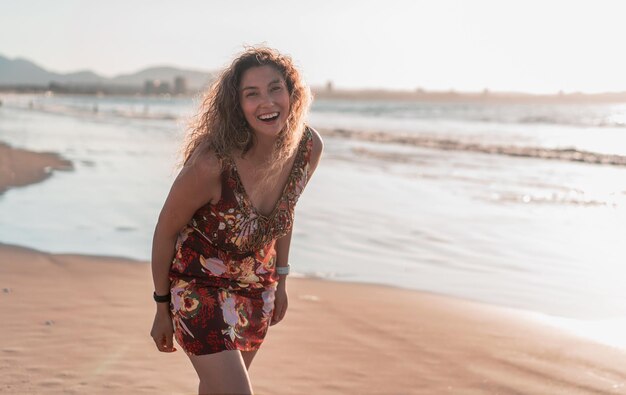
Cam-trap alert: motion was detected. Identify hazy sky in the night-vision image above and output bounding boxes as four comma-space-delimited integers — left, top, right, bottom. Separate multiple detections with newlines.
2, 0, 626, 93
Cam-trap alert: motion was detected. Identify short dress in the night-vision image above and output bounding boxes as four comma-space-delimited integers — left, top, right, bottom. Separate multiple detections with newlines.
168, 126, 314, 355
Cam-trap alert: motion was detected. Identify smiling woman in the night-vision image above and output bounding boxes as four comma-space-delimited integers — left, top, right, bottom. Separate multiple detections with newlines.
149, 47, 323, 395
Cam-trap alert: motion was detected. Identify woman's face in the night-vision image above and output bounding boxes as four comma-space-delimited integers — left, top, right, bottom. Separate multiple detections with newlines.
239, 65, 291, 139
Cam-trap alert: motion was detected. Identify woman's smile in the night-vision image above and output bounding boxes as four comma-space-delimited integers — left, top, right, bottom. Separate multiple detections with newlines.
257, 111, 280, 123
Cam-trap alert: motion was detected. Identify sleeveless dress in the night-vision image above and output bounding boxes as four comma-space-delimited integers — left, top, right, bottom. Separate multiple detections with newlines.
168, 127, 314, 355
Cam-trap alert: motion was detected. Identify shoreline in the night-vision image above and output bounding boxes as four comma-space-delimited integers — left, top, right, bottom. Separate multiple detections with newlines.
2, 140, 626, 393
0, 141, 73, 194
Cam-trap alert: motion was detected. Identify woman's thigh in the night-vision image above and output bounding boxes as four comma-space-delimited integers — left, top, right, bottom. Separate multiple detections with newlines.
187, 350, 253, 394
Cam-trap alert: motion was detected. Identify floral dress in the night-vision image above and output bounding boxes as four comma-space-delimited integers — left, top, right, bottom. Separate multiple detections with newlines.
168, 127, 313, 355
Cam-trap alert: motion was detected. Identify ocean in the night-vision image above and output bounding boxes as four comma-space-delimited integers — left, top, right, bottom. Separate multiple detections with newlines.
1, 93, 625, 345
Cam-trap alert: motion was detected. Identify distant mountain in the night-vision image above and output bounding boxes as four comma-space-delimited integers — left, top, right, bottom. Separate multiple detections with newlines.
0, 54, 214, 89
63, 70, 107, 84
0, 55, 61, 85
111, 66, 212, 89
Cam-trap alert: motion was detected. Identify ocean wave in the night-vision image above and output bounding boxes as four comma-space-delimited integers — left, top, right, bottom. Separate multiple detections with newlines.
322, 128, 626, 167
5, 101, 181, 121
313, 100, 626, 128
517, 115, 626, 128
488, 191, 611, 207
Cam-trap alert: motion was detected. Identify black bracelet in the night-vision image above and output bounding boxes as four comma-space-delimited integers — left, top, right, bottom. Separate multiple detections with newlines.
153, 291, 171, 303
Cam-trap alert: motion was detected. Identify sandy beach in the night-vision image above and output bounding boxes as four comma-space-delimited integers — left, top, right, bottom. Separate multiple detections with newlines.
1, 145, 626, 395
0, 142, 72, 194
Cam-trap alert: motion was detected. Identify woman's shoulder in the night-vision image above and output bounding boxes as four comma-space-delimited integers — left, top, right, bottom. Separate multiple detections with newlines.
166, 147, 224, 212
305, 126, 324, 154
304, 125, 324, 176
186, 146, 224, 176
182, 147, 225, 198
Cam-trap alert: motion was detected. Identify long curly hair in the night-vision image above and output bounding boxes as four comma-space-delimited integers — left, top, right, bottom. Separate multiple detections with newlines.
181, 46, 311, 174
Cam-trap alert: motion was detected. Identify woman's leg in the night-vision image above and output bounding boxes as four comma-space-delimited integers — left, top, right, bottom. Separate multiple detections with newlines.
187, 350, 253, 395
240, 349, 259, 370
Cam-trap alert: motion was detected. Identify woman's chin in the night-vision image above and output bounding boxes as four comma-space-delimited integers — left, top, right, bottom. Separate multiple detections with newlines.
251, 122, 287, 139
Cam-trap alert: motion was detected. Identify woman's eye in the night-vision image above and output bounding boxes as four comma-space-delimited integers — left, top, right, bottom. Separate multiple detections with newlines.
271, 86, 282, 92
246, 92, 258, 97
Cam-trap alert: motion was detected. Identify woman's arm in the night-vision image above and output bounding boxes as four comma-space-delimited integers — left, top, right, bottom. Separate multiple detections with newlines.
150, 152, 221, 351
273, 127, 324, 283
274, 228, 293, 286
151, 154, 221, 298
271, 228, 292, 326
271, 127, 324, 326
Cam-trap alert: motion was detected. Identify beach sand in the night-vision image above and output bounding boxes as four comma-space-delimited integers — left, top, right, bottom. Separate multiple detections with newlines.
1, 145, 626, 395
0, 142, 72, 194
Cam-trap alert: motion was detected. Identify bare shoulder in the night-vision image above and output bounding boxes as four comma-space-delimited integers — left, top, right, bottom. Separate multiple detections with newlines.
307, 126, 324, 176
187, 148, 223, 182
175, 148, 223, 206
156, 148, 223, 235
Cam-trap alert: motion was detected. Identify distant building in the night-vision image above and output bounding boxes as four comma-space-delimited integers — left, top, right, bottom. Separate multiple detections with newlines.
174, 76, 187, 95
156, 81, 171, 95
144, 80, 156, 95
144, 79, 172, 95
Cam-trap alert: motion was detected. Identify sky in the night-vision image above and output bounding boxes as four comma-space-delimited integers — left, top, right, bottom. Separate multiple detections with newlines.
2, 0, 626, 93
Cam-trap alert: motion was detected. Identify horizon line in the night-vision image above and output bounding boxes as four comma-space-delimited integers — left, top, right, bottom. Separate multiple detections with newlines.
4, 53, 626, 97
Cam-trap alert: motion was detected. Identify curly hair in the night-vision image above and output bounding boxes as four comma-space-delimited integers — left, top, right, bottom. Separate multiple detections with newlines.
181, 46, 312, 174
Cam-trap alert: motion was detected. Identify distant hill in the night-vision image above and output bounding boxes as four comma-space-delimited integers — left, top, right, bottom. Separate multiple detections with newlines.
0, 54, 214, 90
111, 66, 212, 89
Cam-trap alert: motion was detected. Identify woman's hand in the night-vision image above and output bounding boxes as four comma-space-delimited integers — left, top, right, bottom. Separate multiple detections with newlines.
270, 283, 288, 326
150, 309, 177, 352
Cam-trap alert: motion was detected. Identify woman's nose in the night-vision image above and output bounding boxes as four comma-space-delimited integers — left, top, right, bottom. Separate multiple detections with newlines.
259, 91, 274, 105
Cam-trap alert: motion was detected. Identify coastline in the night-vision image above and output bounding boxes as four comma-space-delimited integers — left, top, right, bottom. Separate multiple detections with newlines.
0, 141, 73, 194
1, 143, 626, 394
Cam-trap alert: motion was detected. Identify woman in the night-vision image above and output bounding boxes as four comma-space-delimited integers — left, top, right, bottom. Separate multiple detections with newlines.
150, 47, 323, 394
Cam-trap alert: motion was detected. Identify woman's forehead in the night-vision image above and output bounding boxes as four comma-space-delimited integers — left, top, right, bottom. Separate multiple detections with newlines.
239, 65, 285, 88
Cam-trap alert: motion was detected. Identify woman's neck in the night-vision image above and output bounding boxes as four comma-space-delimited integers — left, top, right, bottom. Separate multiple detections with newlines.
241, 133, 277, 165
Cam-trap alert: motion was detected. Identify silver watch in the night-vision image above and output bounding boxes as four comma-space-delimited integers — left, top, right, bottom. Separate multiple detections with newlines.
276, 264, 290, 275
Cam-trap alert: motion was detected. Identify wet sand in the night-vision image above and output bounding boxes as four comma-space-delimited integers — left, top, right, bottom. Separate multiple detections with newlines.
0, 142, 72, 194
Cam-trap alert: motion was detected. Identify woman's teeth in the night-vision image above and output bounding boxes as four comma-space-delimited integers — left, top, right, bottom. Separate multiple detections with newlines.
258, 112, 279, 121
